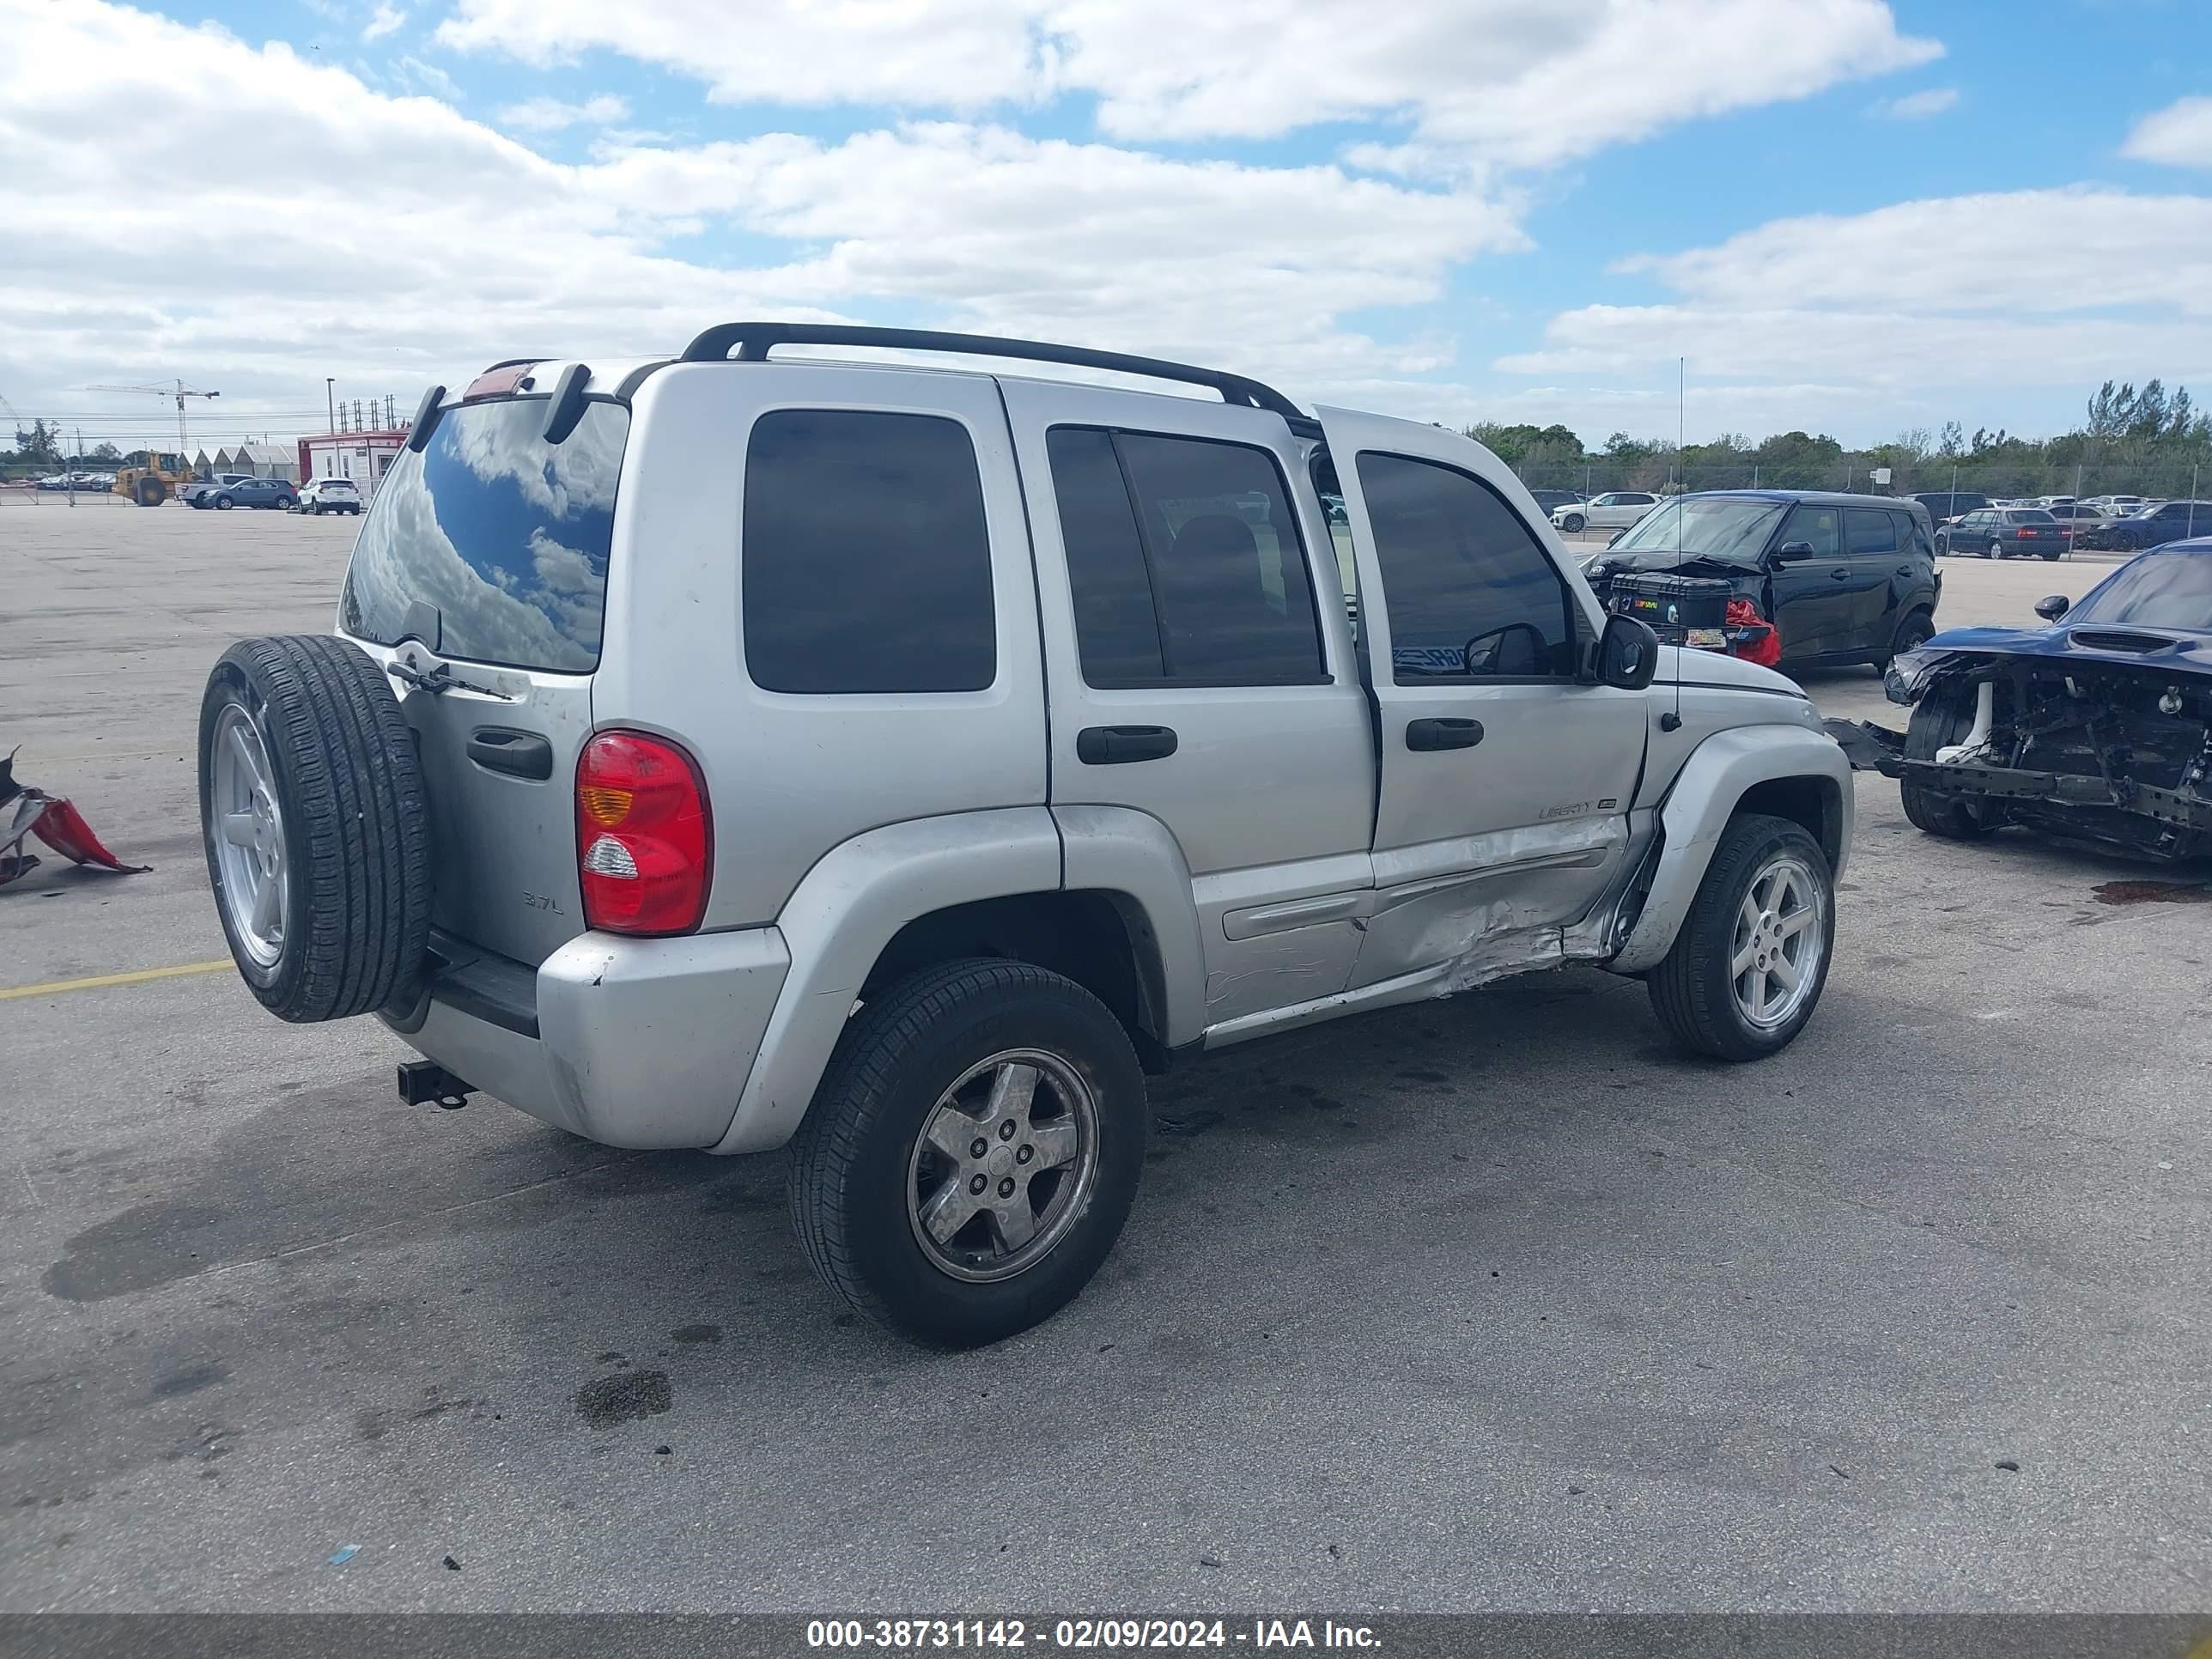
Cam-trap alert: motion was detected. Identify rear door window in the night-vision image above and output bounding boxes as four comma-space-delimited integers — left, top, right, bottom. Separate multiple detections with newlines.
1845, 507, 1899, 555
1048, 427, 1324, 687
742, 410, 996, 695
341, 398, 626, 672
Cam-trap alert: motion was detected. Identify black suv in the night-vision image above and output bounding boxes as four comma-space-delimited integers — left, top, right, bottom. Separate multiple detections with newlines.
1583, 489, 1941, 672
1912, 489, 1989, 526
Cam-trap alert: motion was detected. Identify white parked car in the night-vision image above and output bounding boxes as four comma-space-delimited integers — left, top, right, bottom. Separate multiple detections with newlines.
1553, 491, 1660, 533
298, 477, 362, 516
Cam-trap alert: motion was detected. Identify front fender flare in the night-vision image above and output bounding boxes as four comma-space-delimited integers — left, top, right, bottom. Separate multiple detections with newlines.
1607, 725, 1851, 975
709, 808, 1061, 1154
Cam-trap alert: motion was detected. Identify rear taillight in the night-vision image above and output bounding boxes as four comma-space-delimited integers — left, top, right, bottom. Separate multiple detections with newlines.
575, 732, 712, 935
2017, 528, 2037, 538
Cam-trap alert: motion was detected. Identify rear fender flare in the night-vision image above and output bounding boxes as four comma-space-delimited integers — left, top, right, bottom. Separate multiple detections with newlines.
1607, 726, 1852, 975
1052, 805, 1208, 1049
710, 809, 1061, 1154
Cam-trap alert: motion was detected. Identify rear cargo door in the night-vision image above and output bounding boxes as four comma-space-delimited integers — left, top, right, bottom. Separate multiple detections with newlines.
337, 394, 627, 967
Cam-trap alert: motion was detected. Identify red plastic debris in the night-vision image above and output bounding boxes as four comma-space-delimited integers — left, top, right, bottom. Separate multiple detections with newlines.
0, 751, 149, 887
1724, 597, 1783, 669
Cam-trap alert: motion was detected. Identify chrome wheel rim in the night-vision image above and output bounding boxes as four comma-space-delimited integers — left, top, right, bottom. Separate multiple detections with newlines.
1730, 854, 1825, 1032
210, 702, 288, 968
907, 1048, 1099, 1284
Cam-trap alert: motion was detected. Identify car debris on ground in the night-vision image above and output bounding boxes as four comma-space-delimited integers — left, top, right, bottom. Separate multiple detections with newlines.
0, 750, 151, 887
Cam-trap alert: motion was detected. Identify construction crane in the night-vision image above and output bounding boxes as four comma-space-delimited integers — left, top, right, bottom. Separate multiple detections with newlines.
84, 380, 222, 505
85, 378, 221, 461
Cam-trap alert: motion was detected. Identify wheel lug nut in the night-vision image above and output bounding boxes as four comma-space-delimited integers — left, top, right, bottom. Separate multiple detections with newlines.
998, 1177, 1016, 1198
999, 1121, 1016, 1140
970, 1138, 988, 1159
969, 1174, 988, 1195
1016, 1145, 1033, 1164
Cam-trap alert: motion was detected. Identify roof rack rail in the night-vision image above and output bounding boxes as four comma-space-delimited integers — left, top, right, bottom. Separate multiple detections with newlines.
678, 322, 1303, 422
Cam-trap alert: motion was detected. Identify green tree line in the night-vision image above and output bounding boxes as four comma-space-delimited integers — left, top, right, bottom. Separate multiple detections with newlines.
1469, 380, 2212, 501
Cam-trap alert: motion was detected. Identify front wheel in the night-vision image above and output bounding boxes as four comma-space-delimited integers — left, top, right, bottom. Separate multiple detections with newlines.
1647, 814, 1833, 1061
787, 958, 1147, 1347
1933, 534, 1948, 556
1560, 514, 1586, 533
214, 495, 234, 510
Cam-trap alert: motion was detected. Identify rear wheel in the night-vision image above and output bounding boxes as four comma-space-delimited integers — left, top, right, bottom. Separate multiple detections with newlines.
274, 495, 295, 511
1647, 814, 1833, 1061
198, 635, 432, 1022
1933, 533, 1949, 556
788, 958, 1147, 1348
136, 476, 167, 507
1899, 680, 1995, 841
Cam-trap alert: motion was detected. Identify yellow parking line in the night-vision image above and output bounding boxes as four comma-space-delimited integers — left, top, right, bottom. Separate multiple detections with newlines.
0, 960, 233, 1001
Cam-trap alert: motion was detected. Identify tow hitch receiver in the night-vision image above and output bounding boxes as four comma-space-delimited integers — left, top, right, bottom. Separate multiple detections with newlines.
397, 1060, 473, 1110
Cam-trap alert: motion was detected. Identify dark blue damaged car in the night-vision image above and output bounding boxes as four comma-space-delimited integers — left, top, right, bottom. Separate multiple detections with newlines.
1827, 538, 2212, 860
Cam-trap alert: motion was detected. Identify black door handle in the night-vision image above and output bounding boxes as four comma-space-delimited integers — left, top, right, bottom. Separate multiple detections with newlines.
467, 727, 553, 781
1077, 725, 1178, 765
1830, 567, 1850, 580
1406, 716, 1484, 751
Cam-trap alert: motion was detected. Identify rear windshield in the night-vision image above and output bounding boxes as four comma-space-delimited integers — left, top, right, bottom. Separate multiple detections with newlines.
1607, 496, 1785, 567
341, 398, 627, 672
2004, 509, 2056, 523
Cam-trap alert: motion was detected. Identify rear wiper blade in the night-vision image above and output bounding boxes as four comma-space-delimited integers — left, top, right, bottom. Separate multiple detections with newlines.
386, 658, 514, 701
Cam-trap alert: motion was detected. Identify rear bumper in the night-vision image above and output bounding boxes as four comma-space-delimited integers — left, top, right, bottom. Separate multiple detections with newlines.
381, 926, 790, 1149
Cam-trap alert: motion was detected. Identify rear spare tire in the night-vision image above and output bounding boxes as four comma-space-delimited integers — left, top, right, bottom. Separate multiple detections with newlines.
198, 635, 432, 1022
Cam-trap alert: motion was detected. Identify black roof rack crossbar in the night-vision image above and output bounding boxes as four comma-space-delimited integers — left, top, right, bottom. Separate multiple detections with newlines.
678, 322, 1303, 421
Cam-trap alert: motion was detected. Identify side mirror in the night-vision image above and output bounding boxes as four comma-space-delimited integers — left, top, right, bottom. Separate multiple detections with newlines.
1606, 530, 1626, 548
1772, 540, 1816, 562
1596, 612, 1660, 691
2034, 593, 2070, 621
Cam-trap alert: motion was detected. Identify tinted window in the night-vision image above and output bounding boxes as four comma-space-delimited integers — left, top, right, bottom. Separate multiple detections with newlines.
1049, 428, 1324, 686
1620, 493, 1655, 505
1048, 427, 1163, 682
342, 398, 626, 672
743, 410, 994, 694
1895, 512, 1933, 557
1357, 452, 1577, 681
1610, 496, 1784, 566
1845, 507, 1899, 554
2004, 509, 2057, 524
1784, 504, 1842, 556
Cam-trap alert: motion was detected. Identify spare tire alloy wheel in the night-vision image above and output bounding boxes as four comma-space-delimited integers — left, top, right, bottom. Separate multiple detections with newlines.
198, 635, 432, 1024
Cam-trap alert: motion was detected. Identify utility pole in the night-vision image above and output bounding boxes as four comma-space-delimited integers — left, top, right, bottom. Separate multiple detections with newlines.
326, 378, 336, 434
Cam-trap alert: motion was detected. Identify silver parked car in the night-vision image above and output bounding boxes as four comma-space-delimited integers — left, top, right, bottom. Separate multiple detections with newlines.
197, 325, 1851, 1347
1553, 490, 1660, 534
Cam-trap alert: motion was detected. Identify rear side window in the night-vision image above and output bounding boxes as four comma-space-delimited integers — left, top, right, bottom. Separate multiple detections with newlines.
341, 398, 626, 673
1048, 427, 1324, 687
1845, 507, 1899, 554
742, 410, 994, 695
1355, 452, 1577, 680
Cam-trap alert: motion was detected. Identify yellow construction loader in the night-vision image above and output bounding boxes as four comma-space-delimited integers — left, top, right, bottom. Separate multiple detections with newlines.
113, 453, 194, 507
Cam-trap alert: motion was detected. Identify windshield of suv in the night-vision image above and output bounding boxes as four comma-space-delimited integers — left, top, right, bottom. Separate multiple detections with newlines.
2068, 549, 2212, 630
1603, 497, 1787, 568
341, 398, 626, 672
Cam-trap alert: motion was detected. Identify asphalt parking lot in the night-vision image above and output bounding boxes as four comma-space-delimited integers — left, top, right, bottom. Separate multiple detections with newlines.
3, 505, 2207, 1613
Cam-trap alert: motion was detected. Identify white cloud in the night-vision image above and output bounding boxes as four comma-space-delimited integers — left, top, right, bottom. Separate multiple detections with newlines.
1870, 85, 1957, 119
2124, 96, 2212, 168
439, 0, 1939, 169
499, 93, 629, 131
392, 54, 457, 98
0, 0, 1516, 428
1501, 188, 2212, 434
362, 3, 404, 41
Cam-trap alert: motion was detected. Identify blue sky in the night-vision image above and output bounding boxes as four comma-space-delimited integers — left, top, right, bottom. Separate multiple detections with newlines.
5, 0, 2211, 451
